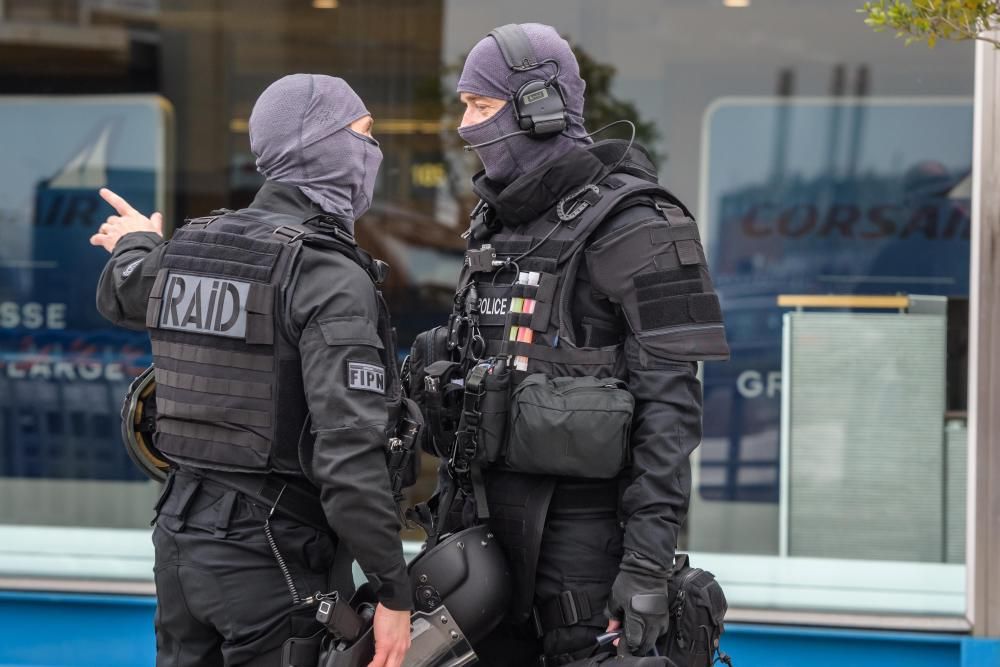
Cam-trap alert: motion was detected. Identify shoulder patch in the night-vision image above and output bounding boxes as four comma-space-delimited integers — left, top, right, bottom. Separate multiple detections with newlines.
122, 258, 143, 278
347, 361, 386, 394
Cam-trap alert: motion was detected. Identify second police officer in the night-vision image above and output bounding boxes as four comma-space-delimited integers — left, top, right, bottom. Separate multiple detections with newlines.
411, 23, 730, 666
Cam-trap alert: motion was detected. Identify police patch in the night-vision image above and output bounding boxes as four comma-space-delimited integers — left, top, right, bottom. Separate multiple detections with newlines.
159, 272, 250, 339
348, 361, 385, 394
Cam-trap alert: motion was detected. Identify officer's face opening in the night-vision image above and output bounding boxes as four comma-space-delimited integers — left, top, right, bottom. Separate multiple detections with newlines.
459, 92, 506, 129
349, 114, 375, 139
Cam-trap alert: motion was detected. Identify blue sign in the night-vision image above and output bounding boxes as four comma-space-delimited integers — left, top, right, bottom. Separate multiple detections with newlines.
700, 98, 973, 502
0, 96, 170, 480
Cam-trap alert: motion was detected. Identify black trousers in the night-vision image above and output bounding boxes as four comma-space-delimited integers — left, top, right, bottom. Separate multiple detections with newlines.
153, 471, 334, 667
477, 501, 624, 666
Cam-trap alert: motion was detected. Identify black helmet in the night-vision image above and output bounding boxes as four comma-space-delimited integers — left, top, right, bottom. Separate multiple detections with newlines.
120, 365, 171, 482
408, 524, 510, 645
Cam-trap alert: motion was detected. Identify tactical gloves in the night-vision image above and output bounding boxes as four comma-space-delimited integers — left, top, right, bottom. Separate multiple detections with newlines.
607, 551, 671, 656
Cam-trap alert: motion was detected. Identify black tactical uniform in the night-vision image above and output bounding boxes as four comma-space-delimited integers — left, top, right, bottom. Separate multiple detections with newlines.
419, 140, 729, 665
96, 182, 410, 666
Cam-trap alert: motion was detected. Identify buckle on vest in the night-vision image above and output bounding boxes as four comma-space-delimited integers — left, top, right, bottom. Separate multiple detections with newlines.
556, 184, 601, 222
274, 225, 307, 243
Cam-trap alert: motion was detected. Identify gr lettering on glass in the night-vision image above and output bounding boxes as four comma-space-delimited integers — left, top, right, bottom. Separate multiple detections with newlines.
159, 273, 250, 339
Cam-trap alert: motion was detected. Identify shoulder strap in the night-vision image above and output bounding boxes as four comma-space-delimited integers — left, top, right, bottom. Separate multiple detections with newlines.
271, 222, 387, 286
556, 174, 673, 261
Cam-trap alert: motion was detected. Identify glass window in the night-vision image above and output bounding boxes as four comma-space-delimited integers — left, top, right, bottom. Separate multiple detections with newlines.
0, 0, 973, 622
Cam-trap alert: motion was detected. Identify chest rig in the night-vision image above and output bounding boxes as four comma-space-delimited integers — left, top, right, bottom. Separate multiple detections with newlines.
453, 171, 684, 380
145, 212, 395, 475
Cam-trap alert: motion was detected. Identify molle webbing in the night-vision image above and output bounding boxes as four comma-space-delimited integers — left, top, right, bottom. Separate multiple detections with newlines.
154, 368, 272, 400
151, 340, 273, 372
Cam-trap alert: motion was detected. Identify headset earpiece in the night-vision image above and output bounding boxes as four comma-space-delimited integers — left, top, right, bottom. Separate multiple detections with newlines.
489, 24, 568, 139
514, 78, 567, 135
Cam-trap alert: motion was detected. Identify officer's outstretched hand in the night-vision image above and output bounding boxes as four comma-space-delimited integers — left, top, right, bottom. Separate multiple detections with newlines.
368, 604, 411, 667
90, 187, 163, 253
606, 551, 671, 656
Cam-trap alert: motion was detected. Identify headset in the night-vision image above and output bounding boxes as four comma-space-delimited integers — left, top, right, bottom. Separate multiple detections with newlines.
489, 23, 568, 138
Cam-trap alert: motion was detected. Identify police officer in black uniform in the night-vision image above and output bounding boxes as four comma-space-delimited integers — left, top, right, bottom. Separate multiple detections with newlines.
91, 75, 412, 667
414, 25, 730, 666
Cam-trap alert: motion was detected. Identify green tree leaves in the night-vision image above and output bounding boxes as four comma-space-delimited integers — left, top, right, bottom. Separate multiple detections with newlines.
860, 0, 1000, 48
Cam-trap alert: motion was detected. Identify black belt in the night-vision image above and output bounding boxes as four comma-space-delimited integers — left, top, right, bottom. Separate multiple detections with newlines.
193, 469, 330, 533
548, 479, 620, 515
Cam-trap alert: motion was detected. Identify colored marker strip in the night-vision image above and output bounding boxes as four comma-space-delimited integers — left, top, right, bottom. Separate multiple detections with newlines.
509, 326, 520, 341
511, 297, 524, 314
517, 328, 533, 344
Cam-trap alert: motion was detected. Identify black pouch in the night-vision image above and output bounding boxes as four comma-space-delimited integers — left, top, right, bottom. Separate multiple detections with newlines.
476, 366, 512, 463
408, 326, 461, 456
407, 325, 451, 407
663, 554, 730, 667
505, 374, 634, 479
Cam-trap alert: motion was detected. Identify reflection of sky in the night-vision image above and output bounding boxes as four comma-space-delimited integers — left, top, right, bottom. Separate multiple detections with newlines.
0, 97, 163, 213
703, 100, 973, 216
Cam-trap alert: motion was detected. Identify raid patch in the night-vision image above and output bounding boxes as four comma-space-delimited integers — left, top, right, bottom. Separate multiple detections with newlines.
348, 361, 386, 394
159, 272, 250, 339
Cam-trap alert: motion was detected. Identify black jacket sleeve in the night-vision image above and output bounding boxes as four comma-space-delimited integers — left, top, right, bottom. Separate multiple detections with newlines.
95, 231, 167, 329
585, 201, 729, 574
288, 246, 411, 610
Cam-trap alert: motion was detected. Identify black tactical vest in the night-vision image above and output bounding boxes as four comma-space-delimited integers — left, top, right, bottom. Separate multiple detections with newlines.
145, 213, 394, 475
457, 172, 693, 382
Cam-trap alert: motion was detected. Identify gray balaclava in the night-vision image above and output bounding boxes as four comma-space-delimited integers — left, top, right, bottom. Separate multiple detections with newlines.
249, 73, 382, 232
457, 23, 590, 186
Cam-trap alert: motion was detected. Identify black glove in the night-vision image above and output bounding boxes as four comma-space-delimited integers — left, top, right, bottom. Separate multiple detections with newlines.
607, 551, 671, 656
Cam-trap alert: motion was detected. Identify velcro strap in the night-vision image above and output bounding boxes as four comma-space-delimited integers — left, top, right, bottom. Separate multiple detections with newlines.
156, 368, 272, 400
529, 302, 553, 332
152, 340, 273, 372
535, 273, 558, 303
649, 223, 701, 244
157, 397, 272, 428
533, 590, 593, 635
676, 239, 702, 266
637, 293, 722, 329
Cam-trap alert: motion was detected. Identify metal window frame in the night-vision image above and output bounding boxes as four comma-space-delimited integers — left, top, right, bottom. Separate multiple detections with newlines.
968, 29, 1000, 638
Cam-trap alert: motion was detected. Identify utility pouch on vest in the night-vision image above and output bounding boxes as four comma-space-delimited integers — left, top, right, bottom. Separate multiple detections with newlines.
409, 326, 463, 457
505, 375, 634, 479
664, 554, 730, 667
477, 364, 512, 464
